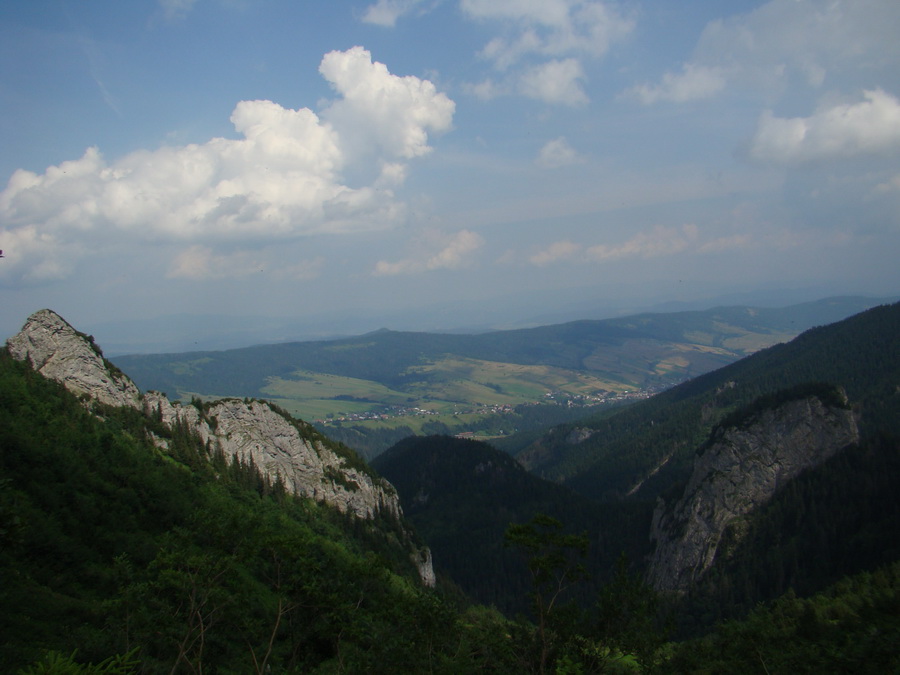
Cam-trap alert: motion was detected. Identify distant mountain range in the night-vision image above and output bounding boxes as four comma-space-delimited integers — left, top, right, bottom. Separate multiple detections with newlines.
111, 296, 893, 441
85, 288, 895, 356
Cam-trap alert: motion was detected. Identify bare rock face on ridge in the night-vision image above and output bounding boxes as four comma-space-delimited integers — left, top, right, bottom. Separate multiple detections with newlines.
6, 309, 435, 586
142, 391, 403, 522
647, 391, 859, 594
7, 309, 142, 409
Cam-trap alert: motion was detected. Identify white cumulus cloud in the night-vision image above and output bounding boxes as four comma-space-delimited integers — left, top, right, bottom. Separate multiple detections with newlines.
518, 59, 587, 106
536, 137, 584, 168
587, 224, 699, 261
374, 229, 484, 275
529, 239, 580, 266
749, 89, 900, 164
319, 46, 455, 161
461, 0, 633, 105
0, 47, 455, 284
624, 64, 726, 105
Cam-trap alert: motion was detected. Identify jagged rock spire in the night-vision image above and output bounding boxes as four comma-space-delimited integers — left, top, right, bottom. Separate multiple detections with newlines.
6, 309, 142, 409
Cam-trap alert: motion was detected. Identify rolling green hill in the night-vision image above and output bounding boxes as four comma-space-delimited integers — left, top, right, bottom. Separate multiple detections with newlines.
112, 297, 889, 451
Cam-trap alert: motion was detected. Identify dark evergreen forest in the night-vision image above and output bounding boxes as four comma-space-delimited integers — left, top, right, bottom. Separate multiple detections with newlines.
2, 302, 900, 672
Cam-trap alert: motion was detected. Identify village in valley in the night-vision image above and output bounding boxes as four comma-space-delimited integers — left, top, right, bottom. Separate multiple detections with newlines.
314, 383, 669, 427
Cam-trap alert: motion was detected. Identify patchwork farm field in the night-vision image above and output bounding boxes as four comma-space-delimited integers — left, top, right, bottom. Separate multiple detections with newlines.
112, 297, 884, 446
259, 357, 627, 421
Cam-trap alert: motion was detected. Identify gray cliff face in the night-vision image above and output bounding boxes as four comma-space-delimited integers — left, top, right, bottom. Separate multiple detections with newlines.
7, 309, 434, 586
142, 392, 402, 522
6, 309, 142, 410
647, 393, 859, 594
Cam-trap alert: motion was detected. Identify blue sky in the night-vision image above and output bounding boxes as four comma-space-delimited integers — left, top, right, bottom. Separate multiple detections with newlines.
2, 0, 899, 345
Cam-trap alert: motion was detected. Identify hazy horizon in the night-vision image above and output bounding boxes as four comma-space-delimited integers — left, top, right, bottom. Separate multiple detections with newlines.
5, 288, 891, 358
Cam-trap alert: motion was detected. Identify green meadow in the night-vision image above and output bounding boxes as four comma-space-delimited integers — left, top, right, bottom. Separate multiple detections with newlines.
254, 357, 625, 422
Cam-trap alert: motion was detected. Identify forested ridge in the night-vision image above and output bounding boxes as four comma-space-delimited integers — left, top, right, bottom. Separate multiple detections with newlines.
0, 350, 466, 672
369, 303, 900, 670
507, 301, 900, 502
374, 427, 900, 658
372, 435, 652, 616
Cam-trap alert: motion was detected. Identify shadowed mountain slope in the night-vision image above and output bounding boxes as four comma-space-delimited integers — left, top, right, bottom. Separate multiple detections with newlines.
503, 301, 900, 504
372, 435, 652, 616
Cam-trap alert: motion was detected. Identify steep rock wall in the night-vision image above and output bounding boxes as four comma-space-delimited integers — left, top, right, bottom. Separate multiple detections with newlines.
143, 392, 401, 521
647, 392, 858, 593
7, 309, 142, 409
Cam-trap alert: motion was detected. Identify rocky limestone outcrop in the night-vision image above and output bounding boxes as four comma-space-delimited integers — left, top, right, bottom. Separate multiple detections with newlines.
7, 309, 142, 409
6, 309, 435, 586
647, 391, 859, 594
143, 392, 401, 521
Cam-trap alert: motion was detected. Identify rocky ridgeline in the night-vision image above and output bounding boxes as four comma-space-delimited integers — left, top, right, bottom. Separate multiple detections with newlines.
7, 309, 142, 409
7, 309, 434, 586
142, 392, 403, 522
647, 391, 859, 593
